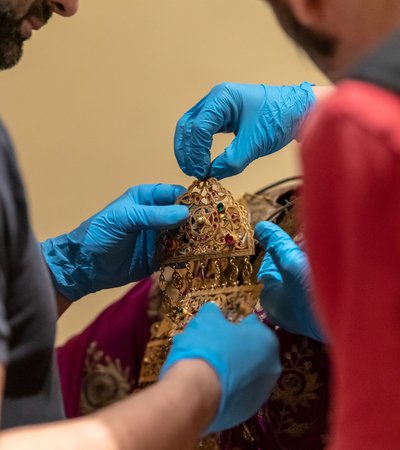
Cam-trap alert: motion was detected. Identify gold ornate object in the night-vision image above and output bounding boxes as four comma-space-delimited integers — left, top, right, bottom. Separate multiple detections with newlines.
155, 178, 257, 328
240, 176, 301, 240
138, 177, 307, 450
139, 178, 259, 392
158, 178, 254, 263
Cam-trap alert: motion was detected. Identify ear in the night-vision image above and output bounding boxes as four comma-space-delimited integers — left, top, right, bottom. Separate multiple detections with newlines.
286, 0, 326, 28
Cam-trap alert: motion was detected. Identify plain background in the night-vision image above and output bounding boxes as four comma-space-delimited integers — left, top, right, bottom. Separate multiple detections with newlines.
0, 0, 326, 345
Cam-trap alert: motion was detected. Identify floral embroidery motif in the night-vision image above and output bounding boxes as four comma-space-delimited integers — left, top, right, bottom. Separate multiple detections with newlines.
80, 342, 133, 415
272, 341, 322, 414
266, 336, 327, 447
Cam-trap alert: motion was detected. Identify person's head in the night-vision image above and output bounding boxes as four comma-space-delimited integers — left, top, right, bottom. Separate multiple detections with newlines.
0, 0, 78, 70
265, 0, 400, 80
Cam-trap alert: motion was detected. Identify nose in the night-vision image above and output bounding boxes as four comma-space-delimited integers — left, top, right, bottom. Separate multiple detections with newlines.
49, 0, 79, 17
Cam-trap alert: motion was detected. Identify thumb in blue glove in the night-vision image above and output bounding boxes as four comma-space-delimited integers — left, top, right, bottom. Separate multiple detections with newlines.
255, 221, 325, 342
160, 302, 282, 434
175, 82, 315, 180
41, 184, 189, 301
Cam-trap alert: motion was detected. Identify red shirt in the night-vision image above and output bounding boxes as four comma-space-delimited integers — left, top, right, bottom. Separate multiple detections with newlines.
301, 80, 400, 449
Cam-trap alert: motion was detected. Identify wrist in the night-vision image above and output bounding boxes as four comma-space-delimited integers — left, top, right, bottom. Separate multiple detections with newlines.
41, 235, 89, 301
162, 360, 221, 430
312, 85, 335, 103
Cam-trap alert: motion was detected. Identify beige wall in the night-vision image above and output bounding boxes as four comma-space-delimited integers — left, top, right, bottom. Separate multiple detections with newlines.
0, 0, 326, 345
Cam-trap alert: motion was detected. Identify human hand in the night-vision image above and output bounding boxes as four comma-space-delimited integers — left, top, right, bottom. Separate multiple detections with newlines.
175, 82, 315, 179
160, 303, 282, 433
255, 221, 325, 342
41, 184, 189, 301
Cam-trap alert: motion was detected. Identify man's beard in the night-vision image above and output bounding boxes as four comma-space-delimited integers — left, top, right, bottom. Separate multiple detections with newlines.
267, 0, 338, 72
0, 6, 24, 69
0, 1, 52, 70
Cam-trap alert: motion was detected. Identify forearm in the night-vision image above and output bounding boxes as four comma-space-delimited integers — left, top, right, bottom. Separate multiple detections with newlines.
56, 290, 71, 318
0, 360, 220, 450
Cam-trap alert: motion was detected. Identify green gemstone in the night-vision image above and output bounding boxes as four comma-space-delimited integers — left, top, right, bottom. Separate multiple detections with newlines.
217, 202, 225, 212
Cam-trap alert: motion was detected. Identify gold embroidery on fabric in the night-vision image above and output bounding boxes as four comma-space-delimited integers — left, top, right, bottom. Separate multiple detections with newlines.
269, 338, 322, 439
79, 342, 133, 415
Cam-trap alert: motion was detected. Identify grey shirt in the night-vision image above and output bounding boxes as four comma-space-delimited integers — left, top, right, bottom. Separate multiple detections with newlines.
0, 121, 64, 428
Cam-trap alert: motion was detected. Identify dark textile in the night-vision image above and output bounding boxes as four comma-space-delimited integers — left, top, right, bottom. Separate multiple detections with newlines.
0, 121, 64, 428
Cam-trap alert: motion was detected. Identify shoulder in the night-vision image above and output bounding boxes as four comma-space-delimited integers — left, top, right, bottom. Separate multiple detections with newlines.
0, 120, 21, 182
303, 80, 400, 149
0, 119, 26, 203
0, 120, 29, 262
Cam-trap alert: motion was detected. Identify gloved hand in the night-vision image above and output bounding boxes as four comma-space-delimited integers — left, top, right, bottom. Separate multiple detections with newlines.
255, 221, 325, 342
160, 302, 282, 434
175, 82, 315, 180
41, 184, 189, 301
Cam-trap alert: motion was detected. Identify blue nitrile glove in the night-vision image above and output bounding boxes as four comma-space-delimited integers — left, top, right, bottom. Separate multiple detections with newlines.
255, 221, 325, 342
175, 82, 315, 180
41, 184, 189, 301
160, 303, 282, 434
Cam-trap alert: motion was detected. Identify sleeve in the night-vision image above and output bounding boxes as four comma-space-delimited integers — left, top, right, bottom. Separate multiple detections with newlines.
300, 90, 400, 447
0, 208, 10, 365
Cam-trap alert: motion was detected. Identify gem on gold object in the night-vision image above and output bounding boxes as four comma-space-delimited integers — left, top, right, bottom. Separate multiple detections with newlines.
225, 233, 234, 245
197, 216, 205, 225
165, 239, 175, 250
217, 202, 225, 212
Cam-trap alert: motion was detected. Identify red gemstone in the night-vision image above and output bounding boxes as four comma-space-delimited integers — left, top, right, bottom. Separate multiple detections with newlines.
225, 234, 234, 245
165, 239, 175, 249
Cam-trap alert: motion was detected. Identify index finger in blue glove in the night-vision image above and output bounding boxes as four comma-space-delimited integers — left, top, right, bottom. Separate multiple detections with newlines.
120, 204, 189, 232
185, 302, 225, 331
209, 134, 255, 180
255, 221, 305, 275
129, 184, 187, 206
257, 251, 283, 285
186, 107, 232, 179
174, 97, 207, 177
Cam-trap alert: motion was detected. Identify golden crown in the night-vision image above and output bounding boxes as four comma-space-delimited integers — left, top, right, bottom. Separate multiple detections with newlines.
139, 179, 260, 392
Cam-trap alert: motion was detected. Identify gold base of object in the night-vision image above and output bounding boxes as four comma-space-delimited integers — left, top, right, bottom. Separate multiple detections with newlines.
138, 283, 262, 388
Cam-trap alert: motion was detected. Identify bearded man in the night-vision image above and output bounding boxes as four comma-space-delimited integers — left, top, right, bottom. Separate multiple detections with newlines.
0, 0, 282, 448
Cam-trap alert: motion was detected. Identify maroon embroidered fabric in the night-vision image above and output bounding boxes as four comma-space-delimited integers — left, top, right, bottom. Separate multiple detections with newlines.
57, 279, 152, 417
57, 281, 330, 449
